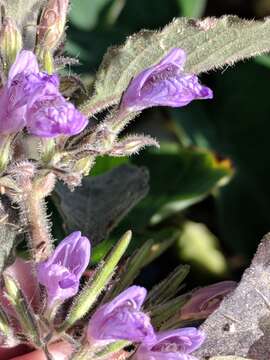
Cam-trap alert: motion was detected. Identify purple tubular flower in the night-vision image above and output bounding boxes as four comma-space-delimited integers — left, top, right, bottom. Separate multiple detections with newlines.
0, 50, 88, 136
87, 286, 156, 344
0, 50, 39, 134
27, 94, 88, 137
37, 231, 90, 307
121, 48, 213, 112
136, 328, 205, 360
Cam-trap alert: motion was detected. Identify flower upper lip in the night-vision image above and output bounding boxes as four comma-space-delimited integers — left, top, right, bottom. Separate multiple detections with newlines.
120, 47, 213, 112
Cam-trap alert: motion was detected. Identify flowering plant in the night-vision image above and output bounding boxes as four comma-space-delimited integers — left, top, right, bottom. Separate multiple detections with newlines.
0, 1, 269, 360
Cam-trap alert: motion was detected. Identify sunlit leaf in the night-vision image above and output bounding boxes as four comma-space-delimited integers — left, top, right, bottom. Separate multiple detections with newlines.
81, 16, 270, 116
178, 221, 228, 276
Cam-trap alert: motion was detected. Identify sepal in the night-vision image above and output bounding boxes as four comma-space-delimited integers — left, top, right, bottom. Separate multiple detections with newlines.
109, 134, 159, 157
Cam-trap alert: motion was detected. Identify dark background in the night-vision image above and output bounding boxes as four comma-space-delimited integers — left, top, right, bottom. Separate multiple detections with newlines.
65, 0, 270, 286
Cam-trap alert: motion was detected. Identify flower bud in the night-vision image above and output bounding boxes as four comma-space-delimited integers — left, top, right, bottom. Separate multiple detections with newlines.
0, 18, 22, 71
37, 0, 69, 50
180, 281, 237, 321
110, 135, 159, 157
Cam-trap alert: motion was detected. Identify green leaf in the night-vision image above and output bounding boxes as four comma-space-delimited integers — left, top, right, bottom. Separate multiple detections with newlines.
150, 294, 189, 330
0, 197, 19, 275
107, 239, 154, 299
69, 0, 112, 30
178, 221, 228, 276
177, 0, 207, 17
174, 60, 270, 257
80, 16, 270, 116
146, 264, 190, 307
90, 155, 129, 176
255, 54, 270, 67
126, 145, 233, 230
54, 164, 149, 245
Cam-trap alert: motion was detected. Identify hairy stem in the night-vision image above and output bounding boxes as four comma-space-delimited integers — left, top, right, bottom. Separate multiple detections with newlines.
20, 190, 53, 262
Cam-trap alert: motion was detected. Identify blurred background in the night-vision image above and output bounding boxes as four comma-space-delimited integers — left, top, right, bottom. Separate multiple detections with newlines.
63, 0, 270, 288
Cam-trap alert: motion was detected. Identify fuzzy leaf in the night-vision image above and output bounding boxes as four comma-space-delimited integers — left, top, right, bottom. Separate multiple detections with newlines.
194, 233, 270, 360
0, 197, 19, 275
1, 0, 45, 48
54, 164, 149, 245
80, 16, 270, 116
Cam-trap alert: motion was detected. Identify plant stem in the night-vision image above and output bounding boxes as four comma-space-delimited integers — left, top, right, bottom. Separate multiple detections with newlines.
20, 190, 53, 262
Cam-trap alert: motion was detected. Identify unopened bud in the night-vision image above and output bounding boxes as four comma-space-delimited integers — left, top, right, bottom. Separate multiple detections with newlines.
34, 173, 57, 198
180, 281, 237, 321
0, 17, 22, 71
74, 157, 96, 175
37, 0, 69, 50
110, 135, 159, 157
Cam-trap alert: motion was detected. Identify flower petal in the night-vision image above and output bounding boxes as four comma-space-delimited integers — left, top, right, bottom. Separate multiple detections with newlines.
37, 232, 91, 306
8, 50, 39, 82
87, 286, 155, 343
121, 48, 213, 112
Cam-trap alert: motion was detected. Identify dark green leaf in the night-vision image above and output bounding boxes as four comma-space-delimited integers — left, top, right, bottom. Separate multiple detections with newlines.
177, 0, 207, 17
174, 60, 270, 256
0, 197, 19, 275
127, 145, 233, 230
53, 164, 149, 245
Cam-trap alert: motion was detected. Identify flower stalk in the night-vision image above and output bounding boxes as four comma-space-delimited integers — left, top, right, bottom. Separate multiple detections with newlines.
3, 275, 42, 347
19, 175, 56, 262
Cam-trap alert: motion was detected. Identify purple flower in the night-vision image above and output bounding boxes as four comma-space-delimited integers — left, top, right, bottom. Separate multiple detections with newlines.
37, 231, 90, 307
121, 48, 213, 112
0, 50, 88, 136
27, 94, 88, 137
136, 328, 205, 360
87, 286, 156, 344
0, 50, 39, 134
